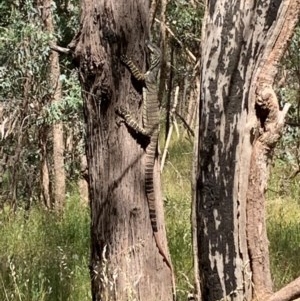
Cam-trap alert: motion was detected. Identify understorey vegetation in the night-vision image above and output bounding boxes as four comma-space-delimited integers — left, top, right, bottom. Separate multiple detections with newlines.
0, 1, 299, 300
0, 136, 299, 301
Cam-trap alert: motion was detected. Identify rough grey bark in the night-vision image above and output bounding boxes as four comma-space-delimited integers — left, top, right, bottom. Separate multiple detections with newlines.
195, 1, 299, 301
70, 0, 173, 300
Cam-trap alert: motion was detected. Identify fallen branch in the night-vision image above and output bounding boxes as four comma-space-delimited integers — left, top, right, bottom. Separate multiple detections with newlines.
161, 86, 180, 172
175, 111, 195, 137
268, 276, 300, 301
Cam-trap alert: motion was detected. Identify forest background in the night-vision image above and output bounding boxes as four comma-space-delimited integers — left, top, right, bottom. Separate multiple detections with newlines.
0, 1, 299, 300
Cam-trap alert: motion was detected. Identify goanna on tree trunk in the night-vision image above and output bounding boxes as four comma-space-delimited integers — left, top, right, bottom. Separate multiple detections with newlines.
195, 1, 300, 301
69, 0, 173, 300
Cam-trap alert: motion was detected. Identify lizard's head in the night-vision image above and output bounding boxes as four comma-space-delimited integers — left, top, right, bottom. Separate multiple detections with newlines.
146, 41, 161, 56
145, 41, 161, 70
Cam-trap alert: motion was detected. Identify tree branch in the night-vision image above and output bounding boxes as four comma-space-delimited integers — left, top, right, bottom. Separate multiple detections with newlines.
175, 111, 195, 137
268, 276, 300, 301
155, 18, 196, 62
49, 42, 71, 54
286, 121, 300, 127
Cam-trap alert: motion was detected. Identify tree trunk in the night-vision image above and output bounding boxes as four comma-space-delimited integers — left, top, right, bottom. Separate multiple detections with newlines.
158, 0, 168, 107
70, 1, 173, 300
40, 0, 66, 211
40, 128, 51, 209
52, 122, 65, 210
195, 1, 300, 301
78, 153, 89, 206
165, 44, 174, 141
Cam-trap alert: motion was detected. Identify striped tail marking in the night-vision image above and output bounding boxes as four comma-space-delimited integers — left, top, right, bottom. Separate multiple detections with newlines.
121, 55, 145, 81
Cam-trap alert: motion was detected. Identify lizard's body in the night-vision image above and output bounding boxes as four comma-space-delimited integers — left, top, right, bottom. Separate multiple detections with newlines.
116, 41, 175, 298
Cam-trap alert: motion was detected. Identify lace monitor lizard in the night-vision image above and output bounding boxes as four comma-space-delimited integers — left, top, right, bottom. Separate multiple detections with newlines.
116, 41, 175, 297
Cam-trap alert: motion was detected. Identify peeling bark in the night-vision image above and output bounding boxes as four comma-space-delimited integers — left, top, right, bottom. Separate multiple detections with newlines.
196, 1, 300, 301
247, 0, 299, 299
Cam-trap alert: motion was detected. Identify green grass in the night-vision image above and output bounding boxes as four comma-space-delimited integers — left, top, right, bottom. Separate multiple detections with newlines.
162, 135, 194, 299
267, 159, 300, 201
0, 135, 299, 300
162, 135, 300, 297
267, 159, 300, 289
267, 198, 300, 290
0, 195, 91, 301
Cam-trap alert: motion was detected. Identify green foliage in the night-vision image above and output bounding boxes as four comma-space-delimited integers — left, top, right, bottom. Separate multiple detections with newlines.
47, 0, 82, 123
44, 71, 83, 124
267, 160, 300, 201
275, 25, 300, 174
0, 1, 13, 27
0, 133, 299, 301
0, 0, 51, 200
0, 1, 298, 300
0, 0, 83, 203
267, 160, 300, 289
267, 27, 300, 290
0, 0, 52, 202
162, 133, 300, 299
282, 26, 300, 73
166, 0, 204, 54
53, 0, 80, 45
0, 194, 91, 301
0, 21, 50, 101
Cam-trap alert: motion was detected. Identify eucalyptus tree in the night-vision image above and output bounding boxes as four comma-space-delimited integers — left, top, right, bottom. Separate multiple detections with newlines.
69, 0, 173, 300
39, 0, 66, 210
194, 1, 300, 301
0, 0, 51, 207
0, 0, 82, 209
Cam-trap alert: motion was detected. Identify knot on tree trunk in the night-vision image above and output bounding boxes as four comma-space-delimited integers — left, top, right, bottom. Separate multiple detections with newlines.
255, 85, 290, 149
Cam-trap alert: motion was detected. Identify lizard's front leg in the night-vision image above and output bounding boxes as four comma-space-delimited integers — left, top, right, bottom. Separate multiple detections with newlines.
115, 106, 151, 137
121, 55, 145, 82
